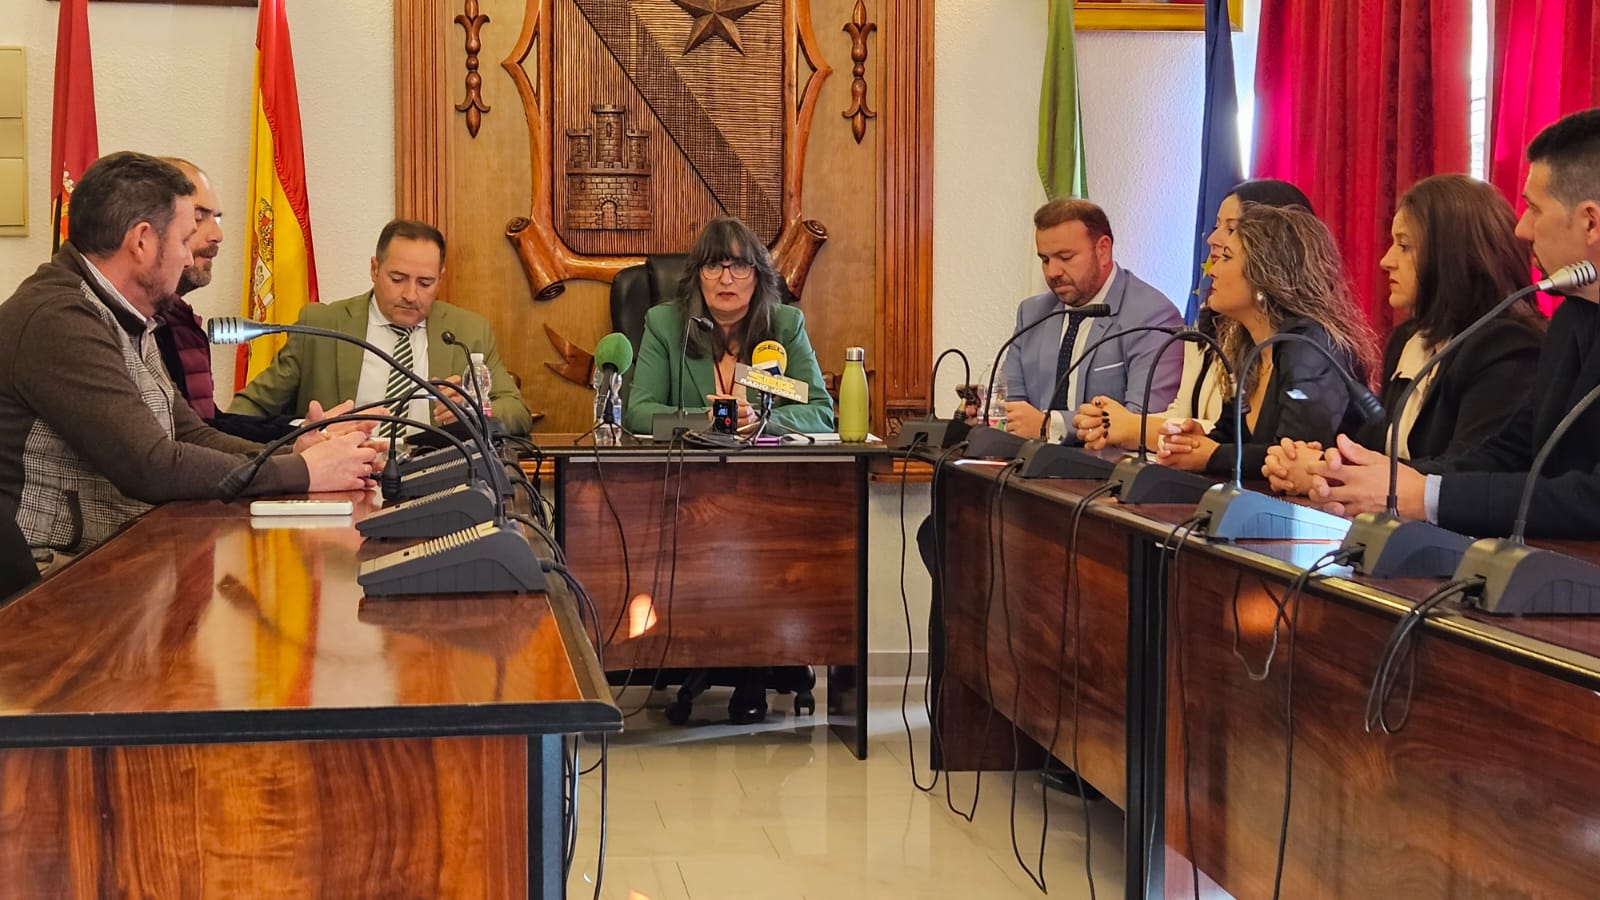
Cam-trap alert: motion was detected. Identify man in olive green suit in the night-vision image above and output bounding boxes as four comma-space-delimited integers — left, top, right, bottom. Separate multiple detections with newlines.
231, 220, 533, 436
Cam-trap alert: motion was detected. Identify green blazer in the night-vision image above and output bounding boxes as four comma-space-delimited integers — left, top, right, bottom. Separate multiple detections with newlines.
624, 303, 835, 436
229, 293, 534, 436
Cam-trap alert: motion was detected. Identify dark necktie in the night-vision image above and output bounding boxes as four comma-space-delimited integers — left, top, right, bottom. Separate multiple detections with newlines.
382, 324, 415, 438
1050, 311, 1087, 411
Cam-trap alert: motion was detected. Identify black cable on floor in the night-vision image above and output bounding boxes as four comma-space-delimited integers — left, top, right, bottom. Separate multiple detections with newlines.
893, 434, 941, 793
992, 461, 1051, 893
926, 441, 978, 822
1034, 479, 1116, 900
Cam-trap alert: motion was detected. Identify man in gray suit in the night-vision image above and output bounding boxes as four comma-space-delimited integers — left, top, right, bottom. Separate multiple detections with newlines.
1001, 198, 1184, 440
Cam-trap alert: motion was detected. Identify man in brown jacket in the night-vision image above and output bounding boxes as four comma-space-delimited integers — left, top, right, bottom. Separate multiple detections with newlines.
0, 152, 375, 570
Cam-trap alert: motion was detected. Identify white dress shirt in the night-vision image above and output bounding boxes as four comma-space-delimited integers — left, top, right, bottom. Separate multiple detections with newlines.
1047, 265, 1119, 441
357, 296, 431, 428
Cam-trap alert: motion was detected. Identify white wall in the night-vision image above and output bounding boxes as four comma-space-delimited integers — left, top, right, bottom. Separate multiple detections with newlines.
0, 0, 392, 400
1, 0, 1224, 666
877, 0, 1215, 669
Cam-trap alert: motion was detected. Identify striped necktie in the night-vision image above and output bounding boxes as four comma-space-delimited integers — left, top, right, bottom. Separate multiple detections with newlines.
382, 324, 415, 438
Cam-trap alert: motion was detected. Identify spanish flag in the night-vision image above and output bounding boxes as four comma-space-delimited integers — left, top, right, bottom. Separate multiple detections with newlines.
49, 0, 97, 252
237, 0, 319, 390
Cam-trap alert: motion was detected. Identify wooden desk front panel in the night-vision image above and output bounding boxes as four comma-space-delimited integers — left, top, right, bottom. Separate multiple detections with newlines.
0, 736, 525, 899
1168, 550, 1600, 900
558, 459, 859, 669
938, 474, 1130, 807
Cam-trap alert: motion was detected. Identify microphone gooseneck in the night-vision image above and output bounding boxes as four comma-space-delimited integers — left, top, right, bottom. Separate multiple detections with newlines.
208, 318, 506, 512
1229, 332, 1383, 490
1382, 260, 1597, 516
1033, 320, 1189, 441
980, 302, 1111, 426
674, 315, 715, 421
1135, 329, 1233, 461
217, 412, 478, 503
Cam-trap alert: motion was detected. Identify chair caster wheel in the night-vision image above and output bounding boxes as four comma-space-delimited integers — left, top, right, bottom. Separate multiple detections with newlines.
665, 700, 692, 725
794, 691, 815, 716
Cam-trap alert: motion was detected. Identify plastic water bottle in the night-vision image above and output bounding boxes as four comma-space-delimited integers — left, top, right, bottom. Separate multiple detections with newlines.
465, 352, 493, 420
986, 370, 1007, 430
839, 347, 869, 441
592, 368, 622, 446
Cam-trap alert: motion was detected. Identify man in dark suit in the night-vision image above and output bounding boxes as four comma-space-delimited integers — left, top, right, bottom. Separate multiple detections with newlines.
1000, 198, 1184, 441
1305, 107, 1600, 538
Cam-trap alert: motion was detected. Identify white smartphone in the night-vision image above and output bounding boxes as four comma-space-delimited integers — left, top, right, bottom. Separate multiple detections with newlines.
249, 499, 354, 517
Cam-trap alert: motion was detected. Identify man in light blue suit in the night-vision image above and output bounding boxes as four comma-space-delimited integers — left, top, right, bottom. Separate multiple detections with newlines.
1001, 198, 1184, 441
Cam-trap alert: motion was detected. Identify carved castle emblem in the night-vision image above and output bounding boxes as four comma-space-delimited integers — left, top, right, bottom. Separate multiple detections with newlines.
564, 105, 653, 232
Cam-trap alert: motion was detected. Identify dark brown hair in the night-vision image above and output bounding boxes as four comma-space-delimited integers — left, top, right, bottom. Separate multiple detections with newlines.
675, 217, 782, 361
1527, 107, 1600, 210
1032, 197, 1114, 244
1222, 205, 1379, 394
69, 152, 195, 257
376, 218, 446, 264
1398, 174, 1540, 345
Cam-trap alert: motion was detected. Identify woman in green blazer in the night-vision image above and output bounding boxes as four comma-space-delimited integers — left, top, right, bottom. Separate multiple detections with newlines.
624, 217, 835, 437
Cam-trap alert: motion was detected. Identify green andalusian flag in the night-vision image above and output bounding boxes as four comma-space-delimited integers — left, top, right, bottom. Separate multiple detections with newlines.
1038, 0, 1088, 199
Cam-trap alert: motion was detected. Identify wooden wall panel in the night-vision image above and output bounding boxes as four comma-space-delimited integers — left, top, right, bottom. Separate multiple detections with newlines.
875, 0, 933, 435
397, 0, 934, 433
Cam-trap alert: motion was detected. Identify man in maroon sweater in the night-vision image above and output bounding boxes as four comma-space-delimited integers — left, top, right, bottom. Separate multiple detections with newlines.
153, 158, 298, 442
0, 152, 375, 570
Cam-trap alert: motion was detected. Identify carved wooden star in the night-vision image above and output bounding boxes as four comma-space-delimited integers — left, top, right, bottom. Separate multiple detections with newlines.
672, 0, 765, 55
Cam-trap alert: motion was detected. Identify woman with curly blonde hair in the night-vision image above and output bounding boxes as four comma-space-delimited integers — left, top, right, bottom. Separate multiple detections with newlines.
1155, 204, 1379, 477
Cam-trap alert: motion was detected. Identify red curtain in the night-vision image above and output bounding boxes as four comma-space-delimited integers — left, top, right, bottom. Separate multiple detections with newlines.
1251, 0, 1471, 335
1488, 0, 1600, 313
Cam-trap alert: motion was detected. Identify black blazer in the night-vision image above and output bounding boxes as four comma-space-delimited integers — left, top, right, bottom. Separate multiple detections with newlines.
1204, 317, 1367, 479
1416, 298, 1600, 538
1356, 315, 1543, 461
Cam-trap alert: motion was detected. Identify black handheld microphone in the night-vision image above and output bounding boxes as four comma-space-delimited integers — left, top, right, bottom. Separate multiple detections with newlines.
1341, 260, 1598, 577
1192, 331, 1381, 541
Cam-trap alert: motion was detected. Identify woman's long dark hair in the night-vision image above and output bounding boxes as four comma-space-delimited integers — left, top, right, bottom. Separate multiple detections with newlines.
1398, 174, 1541, 345
674, 217, 783, 361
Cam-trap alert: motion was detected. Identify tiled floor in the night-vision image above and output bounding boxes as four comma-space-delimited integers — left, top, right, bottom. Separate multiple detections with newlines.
564, 676, 1127, 900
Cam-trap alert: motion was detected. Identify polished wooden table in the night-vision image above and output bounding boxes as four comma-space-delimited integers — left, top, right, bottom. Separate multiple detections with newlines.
537, 434, 882, 758
928, 457, 1600, 900
0, 496, 620, 899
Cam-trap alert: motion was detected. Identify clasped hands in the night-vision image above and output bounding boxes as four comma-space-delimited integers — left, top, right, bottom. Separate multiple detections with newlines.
1262, 434, 1429, 520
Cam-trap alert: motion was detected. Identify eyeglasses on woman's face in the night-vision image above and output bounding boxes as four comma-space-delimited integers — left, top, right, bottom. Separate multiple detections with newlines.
701, 259, 755, 280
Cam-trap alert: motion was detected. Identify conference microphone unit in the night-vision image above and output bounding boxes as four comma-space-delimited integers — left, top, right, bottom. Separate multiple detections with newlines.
963, 303, 1110, 460
653, 315, 715, 441
891, 348, 973, 450
210, 317, 545, 595
1342, 260, 1600, 578
1012, 320, 1186, 480
1190, 332, 1384, 541
1104, 328, 1234, 503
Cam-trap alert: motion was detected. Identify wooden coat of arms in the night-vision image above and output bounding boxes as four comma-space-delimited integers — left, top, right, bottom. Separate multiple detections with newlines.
502, 0, 830, 300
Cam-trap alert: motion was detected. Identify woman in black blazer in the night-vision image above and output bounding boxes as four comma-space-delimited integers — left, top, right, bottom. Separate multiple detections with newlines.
1154, 205, 1379, 478
1264, 174, 1545, 492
